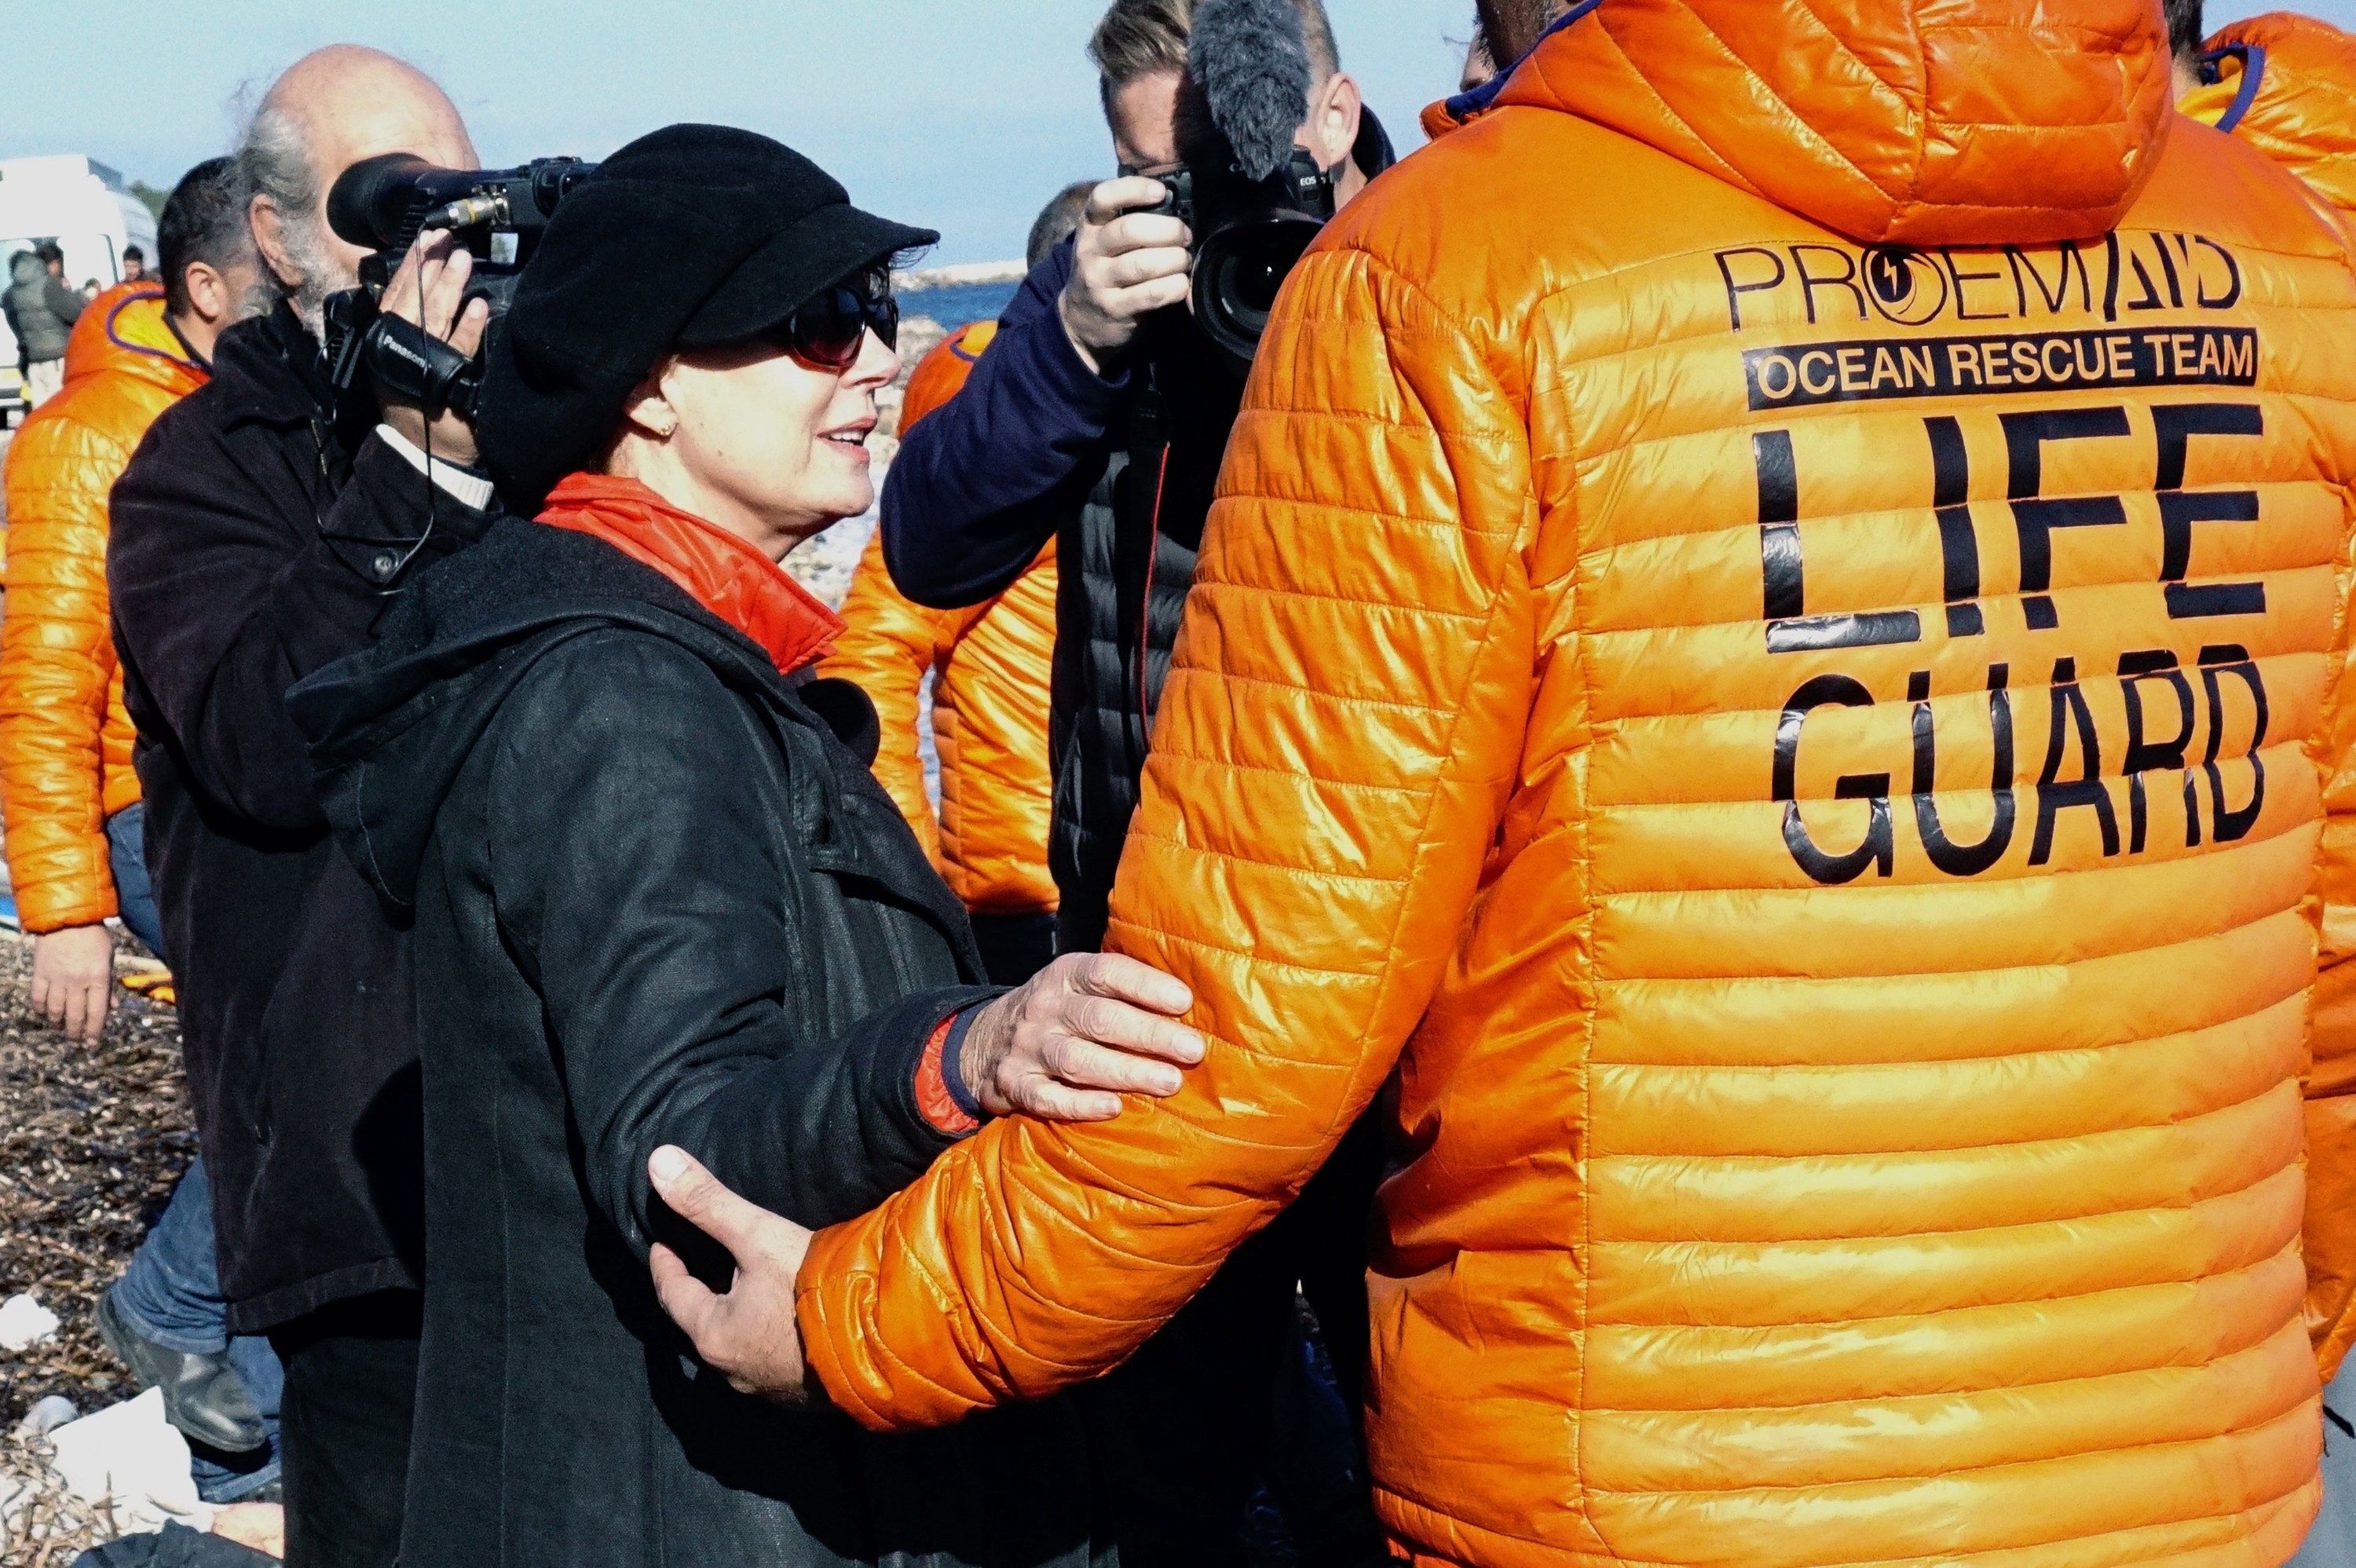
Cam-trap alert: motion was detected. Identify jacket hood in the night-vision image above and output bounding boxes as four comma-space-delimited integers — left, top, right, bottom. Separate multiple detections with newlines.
287, 518, 905, 919
2182, 12, 2356, 216
1452, 0, 2173, 247
9, 254, 42, 287
62, 285, 205, 396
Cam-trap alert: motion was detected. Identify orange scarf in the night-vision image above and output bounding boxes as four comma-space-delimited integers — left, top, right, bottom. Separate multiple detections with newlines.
537, 473, 844, 674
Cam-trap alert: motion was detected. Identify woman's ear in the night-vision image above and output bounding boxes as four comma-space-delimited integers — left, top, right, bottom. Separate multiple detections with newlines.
619, 360, 681, 440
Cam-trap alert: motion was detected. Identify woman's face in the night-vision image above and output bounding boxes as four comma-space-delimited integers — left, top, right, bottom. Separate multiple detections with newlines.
620, 320, 902, 560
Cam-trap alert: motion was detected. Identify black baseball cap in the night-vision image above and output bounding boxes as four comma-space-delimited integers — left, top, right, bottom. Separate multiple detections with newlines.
478, 123, 937, 510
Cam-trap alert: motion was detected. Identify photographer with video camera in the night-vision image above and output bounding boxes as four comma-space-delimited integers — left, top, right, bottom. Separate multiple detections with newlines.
106, 45, 492, 1568
868, 0, 1396, 1560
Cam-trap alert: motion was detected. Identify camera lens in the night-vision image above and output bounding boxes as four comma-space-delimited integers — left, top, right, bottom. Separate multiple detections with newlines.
1191, 217, 1320, 375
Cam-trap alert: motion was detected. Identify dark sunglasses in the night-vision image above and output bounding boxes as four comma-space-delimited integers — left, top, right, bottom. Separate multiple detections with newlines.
765, 287, 900, 370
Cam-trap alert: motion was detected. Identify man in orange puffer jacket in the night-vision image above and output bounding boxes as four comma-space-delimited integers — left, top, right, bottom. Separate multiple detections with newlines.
0, 160, 285, 1478
650, 2, 2356, 1565
2175, 12, 2356, 1563
2, 159, 261, 1033
822, 323, 1062, 982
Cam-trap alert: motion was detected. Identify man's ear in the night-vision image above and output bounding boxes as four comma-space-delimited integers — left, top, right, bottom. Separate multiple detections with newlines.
181, 262, 227, 325
247, 196, 298, 292
1311, 72, 1363, 170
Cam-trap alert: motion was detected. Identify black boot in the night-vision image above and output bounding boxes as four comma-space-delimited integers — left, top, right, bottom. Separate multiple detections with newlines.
97, 1289, 269, 1453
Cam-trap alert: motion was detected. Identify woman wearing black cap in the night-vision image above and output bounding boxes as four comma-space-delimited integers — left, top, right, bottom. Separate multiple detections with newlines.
291, 125, 1202, 1567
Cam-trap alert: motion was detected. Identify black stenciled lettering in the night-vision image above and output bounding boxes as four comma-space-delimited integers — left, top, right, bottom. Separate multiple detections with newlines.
1942, 248, 2011, 321
2007, 243, 2092, 317
1926, 416, 1984, 637
1775, 674, 1894, 885
2031, 656, 2120, 864
1755, 430, 1803, 618
1717, 247, 1787, 331
2199, 645, 2269, 842
1910, 666, 2016, 876
2003, 408, 2132, 630
2119, 649, 2197, 853
2154, 403, 2265, 488
2153, 403, 2266, 621
2193, 236, 2243, 309
2102, 232, 2123, 322
1791, 245, 1868, 325
2153, 236, 2186, 309
2125, 249, 2168, 313
1753, 430, 1922, 653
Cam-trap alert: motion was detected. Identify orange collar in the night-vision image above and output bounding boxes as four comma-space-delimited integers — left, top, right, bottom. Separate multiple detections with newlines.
537, 473, 844, 674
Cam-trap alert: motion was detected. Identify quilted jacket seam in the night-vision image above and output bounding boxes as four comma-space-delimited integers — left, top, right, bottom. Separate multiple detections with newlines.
1582, 1395, 2318, 1502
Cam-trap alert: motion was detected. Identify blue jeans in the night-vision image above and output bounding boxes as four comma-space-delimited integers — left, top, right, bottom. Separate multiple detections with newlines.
2292, 1355, 2356, 1566
104, 803, 163, 955
103, 806, 282, 1502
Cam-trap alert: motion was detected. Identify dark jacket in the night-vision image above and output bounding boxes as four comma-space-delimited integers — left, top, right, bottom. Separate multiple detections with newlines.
287, 517, 1101, 1568
6, 253, 86, 364
108, 304, 495, 1332
880, 115, 1395, 955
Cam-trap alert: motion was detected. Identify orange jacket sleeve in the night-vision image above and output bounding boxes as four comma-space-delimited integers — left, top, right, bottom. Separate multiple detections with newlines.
796, 242, 1541, 1428
2304, 524, 2356, 1380
821, 531, 968, 863
0, 408, 126, 932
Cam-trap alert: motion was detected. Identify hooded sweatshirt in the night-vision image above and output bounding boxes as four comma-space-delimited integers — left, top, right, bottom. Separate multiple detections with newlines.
796, 3, 2356, 1565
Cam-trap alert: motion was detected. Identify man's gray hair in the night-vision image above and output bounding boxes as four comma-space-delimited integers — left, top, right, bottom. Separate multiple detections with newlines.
235, 100, 338, 335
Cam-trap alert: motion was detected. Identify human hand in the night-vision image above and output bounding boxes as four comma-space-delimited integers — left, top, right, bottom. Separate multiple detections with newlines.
646, 1145, 817, 1405
31, 923, 115, 1044
960, 952, 1202, 1122
1058, 175, 1193, 373
211, 1501, 284, 1556
374, 230, 490, 466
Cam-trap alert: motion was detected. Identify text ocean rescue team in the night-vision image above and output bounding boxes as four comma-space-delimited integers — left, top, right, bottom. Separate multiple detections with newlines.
1722, 228, 2279, 890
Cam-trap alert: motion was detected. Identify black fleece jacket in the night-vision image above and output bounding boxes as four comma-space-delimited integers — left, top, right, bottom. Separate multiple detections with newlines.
108, 304, 494, 1331
287, 518, 1104, 1568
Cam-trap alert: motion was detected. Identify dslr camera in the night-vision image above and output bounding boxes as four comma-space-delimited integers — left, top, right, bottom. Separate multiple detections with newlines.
321, 154, 596, 422
1129, 144, 1342, 375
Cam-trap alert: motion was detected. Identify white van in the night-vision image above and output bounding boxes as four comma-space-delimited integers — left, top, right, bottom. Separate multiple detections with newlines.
0, 155, 159, 424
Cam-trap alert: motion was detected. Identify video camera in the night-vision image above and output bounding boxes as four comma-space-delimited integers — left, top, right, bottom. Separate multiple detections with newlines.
1131, 143, 1342, 375
321, 154, 596, 422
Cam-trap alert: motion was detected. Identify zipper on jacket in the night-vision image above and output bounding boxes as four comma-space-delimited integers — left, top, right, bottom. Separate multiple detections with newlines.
1132, 368, 1171, 751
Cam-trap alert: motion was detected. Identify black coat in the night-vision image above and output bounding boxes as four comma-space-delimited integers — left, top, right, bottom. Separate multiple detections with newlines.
288, 518, 1103, 1568
108, 305, 494, 1332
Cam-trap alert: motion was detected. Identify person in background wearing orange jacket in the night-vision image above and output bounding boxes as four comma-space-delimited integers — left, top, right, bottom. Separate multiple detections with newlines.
653, 3, 2356, 1565
821, 182, 1090, 985
2175, 9, 2356, 1564
0, 159, 287, 1501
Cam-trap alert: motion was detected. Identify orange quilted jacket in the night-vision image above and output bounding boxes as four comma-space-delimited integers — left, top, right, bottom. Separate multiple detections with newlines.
2182, 12, 2356, 218
821, 322, 1059, 916
0, 284, 202, 932
801, 3, 2356, 1563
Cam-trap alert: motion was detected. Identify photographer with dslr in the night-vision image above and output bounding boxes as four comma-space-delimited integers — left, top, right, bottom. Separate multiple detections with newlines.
107, 46, 488, 1568
872, 1, 1394, 1559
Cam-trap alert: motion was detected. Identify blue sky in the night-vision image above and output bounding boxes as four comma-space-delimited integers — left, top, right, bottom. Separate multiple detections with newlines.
6, 1, 2350, 265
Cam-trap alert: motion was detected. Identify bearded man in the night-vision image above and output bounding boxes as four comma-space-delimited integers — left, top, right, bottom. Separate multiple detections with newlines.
108, 45, 492, 1568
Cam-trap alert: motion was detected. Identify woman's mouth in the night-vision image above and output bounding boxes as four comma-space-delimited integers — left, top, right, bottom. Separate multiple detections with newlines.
821, 421, 875, 461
